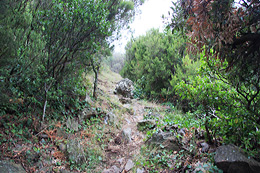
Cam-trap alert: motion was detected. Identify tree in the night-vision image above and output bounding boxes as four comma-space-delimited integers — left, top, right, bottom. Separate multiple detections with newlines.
121, 29, 186, 99
169, 0, 260, 124
0, 0, 144, 118
90, 44, 111, 99
169, 0, 260, 157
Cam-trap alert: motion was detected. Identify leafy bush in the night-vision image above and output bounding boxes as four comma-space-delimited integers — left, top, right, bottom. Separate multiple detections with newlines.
174, 52, 260, 158
121, 29, 185, 99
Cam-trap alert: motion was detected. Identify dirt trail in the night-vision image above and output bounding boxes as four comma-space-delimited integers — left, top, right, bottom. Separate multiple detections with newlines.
97, 71, 153, 172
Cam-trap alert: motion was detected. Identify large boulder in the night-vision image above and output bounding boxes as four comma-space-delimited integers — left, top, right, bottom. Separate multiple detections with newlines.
214, 144, 260, 173
114, 78, 134, 98
147, 130, 180, 151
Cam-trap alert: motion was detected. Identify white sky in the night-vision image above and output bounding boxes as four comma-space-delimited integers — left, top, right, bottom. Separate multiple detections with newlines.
113, 0, 174, 53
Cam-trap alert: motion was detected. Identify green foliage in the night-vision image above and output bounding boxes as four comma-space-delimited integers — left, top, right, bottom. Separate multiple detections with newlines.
137, 145, 173, 172
121, 29, 186, 99
174, 51, 260, 158
0, 0, 143, 119
170, 54, 200, 90
168, 1, 260, 154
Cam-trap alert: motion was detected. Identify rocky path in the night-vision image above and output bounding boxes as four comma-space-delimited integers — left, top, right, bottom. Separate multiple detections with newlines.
97, 72, 149, 173
103, 101, 146, 173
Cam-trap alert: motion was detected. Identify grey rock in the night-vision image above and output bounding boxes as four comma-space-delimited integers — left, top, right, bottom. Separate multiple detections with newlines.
79, 107, 97, 122
136, 168, 145, 173
125, 159, 134, 171
102, 165, 121, 173
66, 139, 86, 165
137, 119, 156, 131
116, 158, 124, 165
66, 118, 79, 132
144, 106, 153, 110
0, 160, 26, 173
147, 131, 180, 151
119, 97, 132, 104
200, 142, 209, 153
114, 78, 134, 98
122, 128, 132, 143
215, 144, 260, 173
106, 112, 118, 125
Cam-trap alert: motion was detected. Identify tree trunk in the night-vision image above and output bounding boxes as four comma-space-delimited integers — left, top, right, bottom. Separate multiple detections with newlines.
42, 83, 48, 121
93, 69, 98, 99
91, 59, 100, 99
205, 115, 213, 145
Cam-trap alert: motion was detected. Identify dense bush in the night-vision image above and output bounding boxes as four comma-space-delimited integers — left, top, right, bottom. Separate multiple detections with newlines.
0, 0, 143, 118
121, 29, 186, 99
174, 52, 260, 158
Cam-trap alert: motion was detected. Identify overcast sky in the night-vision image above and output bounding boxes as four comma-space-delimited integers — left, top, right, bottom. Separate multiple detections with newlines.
113, 0, 173, 53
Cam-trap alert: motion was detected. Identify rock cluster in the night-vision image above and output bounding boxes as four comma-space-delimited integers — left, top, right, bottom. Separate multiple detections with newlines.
147, 130, 181, 151
114, 78, 134, 98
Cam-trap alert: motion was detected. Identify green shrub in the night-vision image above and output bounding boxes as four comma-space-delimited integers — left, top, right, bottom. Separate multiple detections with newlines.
174, 52, 260, 158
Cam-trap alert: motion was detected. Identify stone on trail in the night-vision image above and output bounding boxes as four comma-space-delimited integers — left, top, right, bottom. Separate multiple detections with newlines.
147, 130, 180, 151
136, 168, 145, 173
105, 112, 118, 125
116, 158, 125, 165
114, 78, 134, 98
124, 159, 134, 171
214, 144, 260, 173
119, 97, 132, 104
79, 107, 97, 122
122, 128, 132, 143
102, 165, 121, 173
137, 119, 156, 131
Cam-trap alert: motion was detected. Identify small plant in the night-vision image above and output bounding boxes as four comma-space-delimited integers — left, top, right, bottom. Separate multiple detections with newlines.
137, 145, 174, 172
